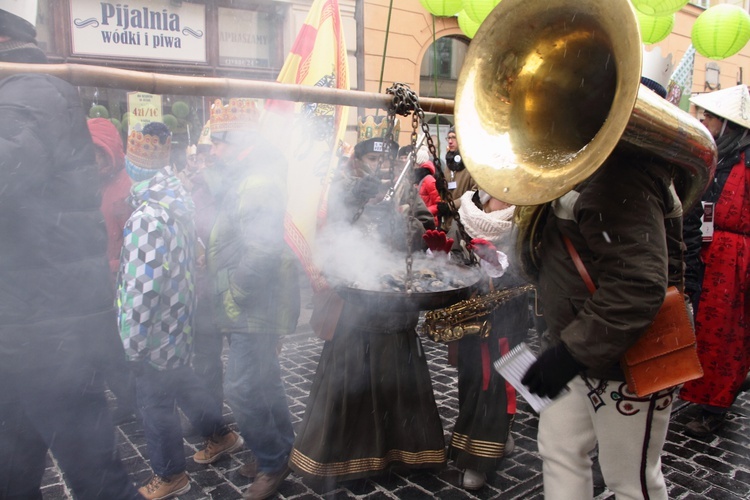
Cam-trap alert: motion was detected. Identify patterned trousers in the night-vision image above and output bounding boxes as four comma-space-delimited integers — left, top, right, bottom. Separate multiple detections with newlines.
538, 376, 674, 500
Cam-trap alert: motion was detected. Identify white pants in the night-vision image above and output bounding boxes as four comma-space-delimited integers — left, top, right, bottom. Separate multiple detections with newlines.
538, 376, 674, 500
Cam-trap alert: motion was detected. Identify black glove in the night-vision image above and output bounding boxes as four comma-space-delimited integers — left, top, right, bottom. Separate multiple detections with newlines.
436, 201, 452, 217
352, 174, 381, 201
521, 343, 585, 399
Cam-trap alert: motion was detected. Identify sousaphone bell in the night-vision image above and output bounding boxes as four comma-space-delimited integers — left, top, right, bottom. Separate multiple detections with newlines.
454, 0, 717, 274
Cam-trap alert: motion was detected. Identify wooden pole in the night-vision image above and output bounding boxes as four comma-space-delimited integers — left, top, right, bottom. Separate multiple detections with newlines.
0, 62, 455, 114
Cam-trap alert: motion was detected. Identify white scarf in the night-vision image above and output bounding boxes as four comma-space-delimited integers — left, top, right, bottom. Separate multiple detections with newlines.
457, 190, 515, 245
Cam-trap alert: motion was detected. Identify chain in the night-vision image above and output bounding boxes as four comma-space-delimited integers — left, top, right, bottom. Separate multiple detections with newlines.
410, 89, 477, 265
388, 83, 417, 292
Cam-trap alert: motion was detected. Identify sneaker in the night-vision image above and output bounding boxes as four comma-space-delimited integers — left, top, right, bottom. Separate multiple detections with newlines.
243, 465, 291, 499
462, 469, 486, 490
238, 457, 257, 479
138, 472, 190, 500
685, 411, 727, 438
193, 431, 244, 464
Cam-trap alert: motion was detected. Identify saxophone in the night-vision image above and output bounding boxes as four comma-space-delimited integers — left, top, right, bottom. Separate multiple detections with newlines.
423, 284, 536, 343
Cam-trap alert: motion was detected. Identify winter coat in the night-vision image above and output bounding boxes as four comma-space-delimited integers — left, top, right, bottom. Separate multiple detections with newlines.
117, 168, 196, 370
537, 153, 683, 380
0, 74, 115, 372
416, 161, 442, 227
207, 140, 301, 336
88, 118, 131, 278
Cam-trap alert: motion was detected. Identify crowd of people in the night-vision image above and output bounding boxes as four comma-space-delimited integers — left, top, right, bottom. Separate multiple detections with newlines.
1, 4, 749, 500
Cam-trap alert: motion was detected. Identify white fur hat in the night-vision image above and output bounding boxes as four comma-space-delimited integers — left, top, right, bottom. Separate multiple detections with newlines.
457, 190, 515, 245
415, 146, 430, 166
690, 85, 750, 130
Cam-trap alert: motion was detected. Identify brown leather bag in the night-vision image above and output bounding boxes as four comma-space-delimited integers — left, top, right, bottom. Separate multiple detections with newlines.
562, 236, 703, 397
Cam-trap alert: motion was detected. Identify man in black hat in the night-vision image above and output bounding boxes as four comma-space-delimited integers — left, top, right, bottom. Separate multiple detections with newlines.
0, 6, 140, 499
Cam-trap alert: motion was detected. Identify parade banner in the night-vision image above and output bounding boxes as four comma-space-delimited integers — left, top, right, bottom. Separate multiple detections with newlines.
666, 45, 696, 112
265, 0, 350, 292
69, 0, 206, 62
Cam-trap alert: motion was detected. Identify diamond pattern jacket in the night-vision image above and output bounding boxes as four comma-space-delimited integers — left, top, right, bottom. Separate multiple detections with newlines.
117, 168, 196, 370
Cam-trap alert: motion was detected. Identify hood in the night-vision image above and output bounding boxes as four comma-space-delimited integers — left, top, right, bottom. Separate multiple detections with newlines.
129, 167, 194, 221
87, 117, 125, 179
418, 160, 436, 175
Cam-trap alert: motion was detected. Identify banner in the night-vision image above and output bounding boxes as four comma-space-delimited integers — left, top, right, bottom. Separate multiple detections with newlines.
666, 45, 696, 112
266, 0, 350, 292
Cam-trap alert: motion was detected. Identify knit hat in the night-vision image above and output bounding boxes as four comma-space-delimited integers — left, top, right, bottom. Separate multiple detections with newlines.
690, 85, 750, 130
415, 146, 430, 166
0, 1, 37, 42
125, 122, 171, 181
353, 137, 399, 159
87, 117, 125, 177
457, 190, 515, 246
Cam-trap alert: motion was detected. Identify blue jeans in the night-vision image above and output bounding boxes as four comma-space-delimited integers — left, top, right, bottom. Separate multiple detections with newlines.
225, 333, 294, 472
136, 363, 228, 477
0, 346, 140, 500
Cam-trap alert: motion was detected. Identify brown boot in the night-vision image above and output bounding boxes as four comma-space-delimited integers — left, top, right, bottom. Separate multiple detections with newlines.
238, 456, 257, 479
138, 472, 190, 500
242, 466, 290, 499
193, 430, 244, 464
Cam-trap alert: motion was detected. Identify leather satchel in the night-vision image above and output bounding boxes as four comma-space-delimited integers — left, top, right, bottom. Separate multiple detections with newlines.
562, 235, 703, 397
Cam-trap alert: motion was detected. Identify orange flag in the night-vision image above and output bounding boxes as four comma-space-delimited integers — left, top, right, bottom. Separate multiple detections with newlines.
264, 0, 349, 293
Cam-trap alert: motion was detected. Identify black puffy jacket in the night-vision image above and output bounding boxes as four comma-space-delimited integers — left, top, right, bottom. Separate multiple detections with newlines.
0, 74, 115, 371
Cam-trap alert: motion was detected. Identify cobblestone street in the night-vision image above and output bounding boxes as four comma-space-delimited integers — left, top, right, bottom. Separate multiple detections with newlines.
40, 320, 750, 500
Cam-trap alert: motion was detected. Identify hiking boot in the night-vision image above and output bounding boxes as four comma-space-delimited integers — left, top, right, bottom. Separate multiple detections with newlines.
243, 465, 291, 499
238, 456, 258, 479
193, 430, 244, 464
138, 472, 190, 500
685, 411, 727, 438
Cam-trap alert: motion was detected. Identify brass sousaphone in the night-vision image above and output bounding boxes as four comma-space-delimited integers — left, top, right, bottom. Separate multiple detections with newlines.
454, 0, 717, 275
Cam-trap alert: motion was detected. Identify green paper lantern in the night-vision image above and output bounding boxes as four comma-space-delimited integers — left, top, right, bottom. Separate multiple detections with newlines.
692, 4, 750, 60
89, 104, 109, 119
630, 0, 688, 16
457, 10, 481, 39
163, 113, 179, 131
420, 0, 463, 17
171, 100, 190, 120
462, 0, 501, 24
637, 11, 674, 45
109, 118, 122, 132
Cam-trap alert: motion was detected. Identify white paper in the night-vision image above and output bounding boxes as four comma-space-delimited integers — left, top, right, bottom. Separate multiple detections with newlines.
493, 342, 565, 413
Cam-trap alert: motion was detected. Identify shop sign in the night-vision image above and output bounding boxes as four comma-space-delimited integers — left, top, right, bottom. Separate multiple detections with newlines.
218, 7, 273, 68
70, 0, 206, 62
127, 92, 163, 133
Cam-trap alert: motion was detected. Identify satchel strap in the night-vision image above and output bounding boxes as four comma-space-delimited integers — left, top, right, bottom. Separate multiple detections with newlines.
562, 235, 597, 295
